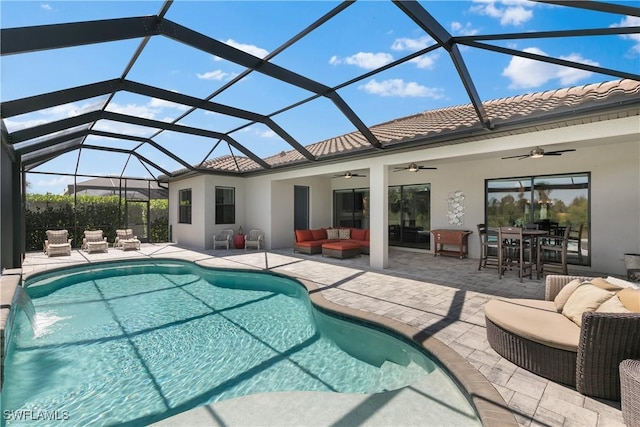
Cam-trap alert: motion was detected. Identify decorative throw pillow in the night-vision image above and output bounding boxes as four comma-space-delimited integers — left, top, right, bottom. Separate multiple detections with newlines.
586, 277, 623, 292
338, 228, 351, 240
617, 288, 640, 312
605, 276, 640, 290
596, 296, 631, 313
326, 228, 340, 240
562, 284, 615, 326
553, 278, 583, 312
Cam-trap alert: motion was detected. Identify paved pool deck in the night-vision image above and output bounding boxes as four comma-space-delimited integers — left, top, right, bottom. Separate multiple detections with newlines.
17, 243, 625, 427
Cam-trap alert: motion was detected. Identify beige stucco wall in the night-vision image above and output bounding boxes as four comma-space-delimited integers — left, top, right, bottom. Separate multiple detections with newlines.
168, 115, 640, 275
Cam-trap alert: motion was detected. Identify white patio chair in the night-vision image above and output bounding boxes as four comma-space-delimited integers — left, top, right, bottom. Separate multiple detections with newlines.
115, 228, 141, 250
244, 229, 265, 251
82, 229, 108, 253
213, 229, 234, 250
44, 229, 72, 257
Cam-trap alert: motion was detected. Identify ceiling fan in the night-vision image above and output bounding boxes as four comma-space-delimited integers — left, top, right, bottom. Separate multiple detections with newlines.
333, 171, 367, 179
501, 146, 576, 160
393, 163, 437, 172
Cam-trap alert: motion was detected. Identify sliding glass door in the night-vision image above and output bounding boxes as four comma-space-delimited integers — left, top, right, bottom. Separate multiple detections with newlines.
388, 184, 431, 249
486, 172, 590, 265
333, 189, 369, 229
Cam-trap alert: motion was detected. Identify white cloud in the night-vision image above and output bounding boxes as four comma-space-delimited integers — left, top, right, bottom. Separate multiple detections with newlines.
40, 4, 52, 11
257, 129, 276, 138
329, 52, 394, 70
502, 47, 598, 89
451, 21, 479, 36
409, 52, 440, 70
391, 36, 433, 51
359, 79, 445, 98
149, 98, 189, 111
35, 175, 74, 193
611, 16, 640, 55
106, 102, 158, 119
212, 39, 268, 61
197, 70, 236, 81
470, 0, 534, 26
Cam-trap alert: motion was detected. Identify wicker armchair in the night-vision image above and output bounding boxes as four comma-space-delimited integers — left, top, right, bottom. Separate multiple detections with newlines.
486, 274, 640, 401
82, 230, 108, 253
44, 229, 72, 257
213, 229, 233, 250
114, 229, 141, 250
244, 229, 264, 251
621, 359, 640, 427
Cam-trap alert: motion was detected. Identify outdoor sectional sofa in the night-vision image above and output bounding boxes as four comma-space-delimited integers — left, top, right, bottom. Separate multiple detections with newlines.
484, 274, 640, 401
294, 227, 369, 255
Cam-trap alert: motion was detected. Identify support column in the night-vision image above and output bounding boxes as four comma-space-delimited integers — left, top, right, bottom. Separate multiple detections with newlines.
369, 163, 388, 269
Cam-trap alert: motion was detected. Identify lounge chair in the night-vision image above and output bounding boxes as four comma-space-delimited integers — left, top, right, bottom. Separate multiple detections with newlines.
82, 230, 108, 253
115, 229, 141, 250
213, 229, 233, 250
244, 229, 265, 251
44, 229, 72, 257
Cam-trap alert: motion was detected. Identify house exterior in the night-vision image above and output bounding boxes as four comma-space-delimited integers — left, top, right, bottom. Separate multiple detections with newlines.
166, 79, 640, 276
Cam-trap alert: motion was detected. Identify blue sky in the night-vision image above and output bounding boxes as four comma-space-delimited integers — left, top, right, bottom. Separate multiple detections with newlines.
1, 0, 639, 194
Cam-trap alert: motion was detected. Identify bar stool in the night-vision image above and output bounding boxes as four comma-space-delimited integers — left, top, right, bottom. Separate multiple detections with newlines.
477, 224, 499, 270
498, 226, 533, 282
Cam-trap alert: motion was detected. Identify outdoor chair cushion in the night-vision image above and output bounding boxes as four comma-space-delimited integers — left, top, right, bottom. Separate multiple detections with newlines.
338, 228, 350, 239
310, 228, 327, 240
562, 284, 615, 326
47, 230, 69, 245
326, 229, 339, 239
484, 298, 580, 352
295, 229, 314, 242
84, 230, 105, 242
597, 296, 632, 313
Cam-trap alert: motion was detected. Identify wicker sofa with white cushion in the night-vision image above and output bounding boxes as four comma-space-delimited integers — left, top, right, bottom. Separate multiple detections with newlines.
484, 274, 640, 401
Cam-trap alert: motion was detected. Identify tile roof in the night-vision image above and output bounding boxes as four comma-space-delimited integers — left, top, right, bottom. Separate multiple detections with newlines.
173, 79, 640, 176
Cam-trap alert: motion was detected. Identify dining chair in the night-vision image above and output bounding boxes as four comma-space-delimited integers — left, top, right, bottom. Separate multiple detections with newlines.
538, 225, 571, 275
477, 224, 499, 270
498, 226, 533, 282
567, 223, 584, 263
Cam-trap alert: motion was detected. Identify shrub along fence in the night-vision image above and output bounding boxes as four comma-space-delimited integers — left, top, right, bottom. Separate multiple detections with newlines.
25, 194, 168, 252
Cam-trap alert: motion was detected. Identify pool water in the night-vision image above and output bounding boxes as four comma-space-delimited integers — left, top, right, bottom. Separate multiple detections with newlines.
2, 260, 480, 426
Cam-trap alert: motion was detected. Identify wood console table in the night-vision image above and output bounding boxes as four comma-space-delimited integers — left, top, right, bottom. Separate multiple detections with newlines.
432, 229, 473, 258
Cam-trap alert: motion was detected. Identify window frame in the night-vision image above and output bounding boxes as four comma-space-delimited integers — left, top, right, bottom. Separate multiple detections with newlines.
178, 188, 192, 224
215, 186, 236, 225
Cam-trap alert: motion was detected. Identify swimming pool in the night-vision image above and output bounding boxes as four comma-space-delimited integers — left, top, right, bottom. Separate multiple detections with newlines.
2, 259, 481, 426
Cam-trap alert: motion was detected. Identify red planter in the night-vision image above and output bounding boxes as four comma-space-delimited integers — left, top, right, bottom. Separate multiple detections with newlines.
233, 234, 245, 249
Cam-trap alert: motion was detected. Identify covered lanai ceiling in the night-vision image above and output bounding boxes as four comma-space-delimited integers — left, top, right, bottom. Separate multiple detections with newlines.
1, 1, 639, 194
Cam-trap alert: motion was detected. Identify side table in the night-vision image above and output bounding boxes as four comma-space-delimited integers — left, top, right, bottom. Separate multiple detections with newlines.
233, 234, 245, 249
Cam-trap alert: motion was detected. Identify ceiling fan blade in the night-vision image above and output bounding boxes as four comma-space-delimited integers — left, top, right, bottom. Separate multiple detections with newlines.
501, 154, 530, 160
546, 149, 576, 155
418, 166, 438, 170
392, 168, 407, 172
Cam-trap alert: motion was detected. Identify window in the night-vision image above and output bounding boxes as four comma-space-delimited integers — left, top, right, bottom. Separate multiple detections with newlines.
178, 189, 192, 224
485, 172, 590, 265
215, 187, 235, 224
388, 184, 431, 249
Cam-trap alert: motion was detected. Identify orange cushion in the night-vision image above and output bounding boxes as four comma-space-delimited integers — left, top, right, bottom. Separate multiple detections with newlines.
295, 240, 325, 248
322, 241, 361, 250
365, 229, 370, 241
350, 228, 366, 241
311, 228, 327, 240
295, 229, 313, 242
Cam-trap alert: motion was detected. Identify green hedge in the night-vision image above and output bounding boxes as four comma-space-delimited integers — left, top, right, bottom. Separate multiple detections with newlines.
25, 194, 168, 251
